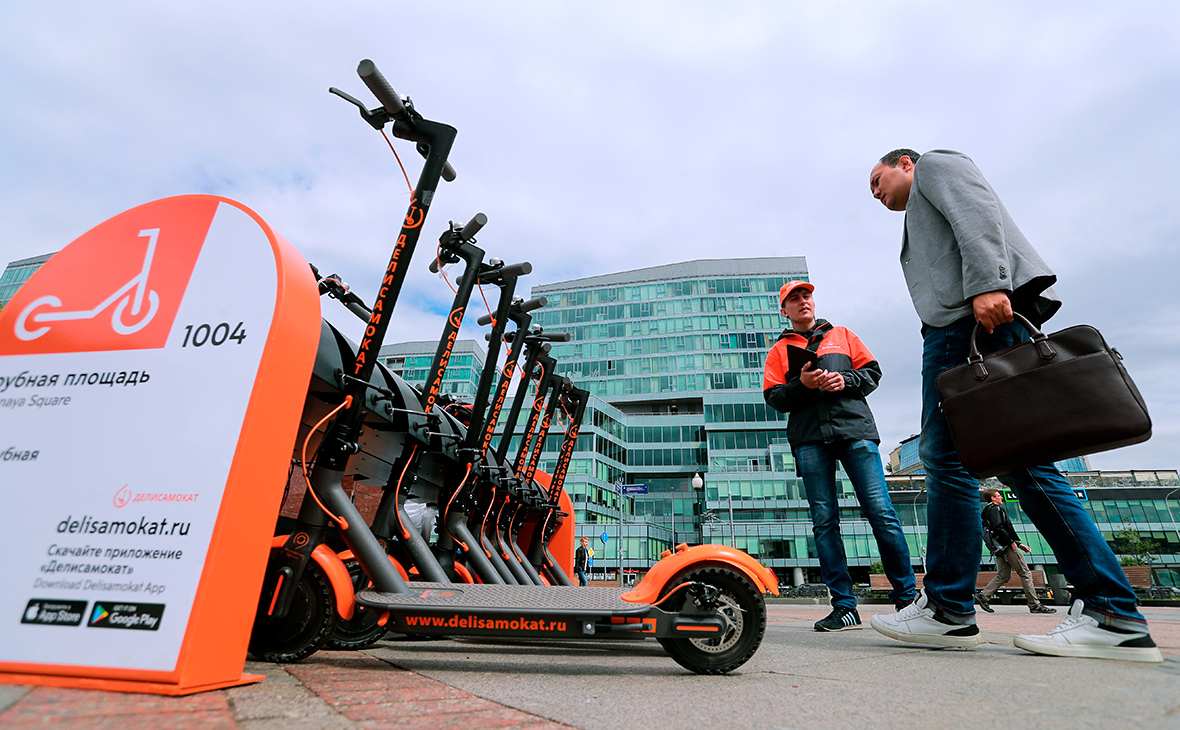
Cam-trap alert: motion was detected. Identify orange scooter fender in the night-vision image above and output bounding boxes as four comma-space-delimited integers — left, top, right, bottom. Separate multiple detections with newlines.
271, 535, 355, 621
337, 549, 410, 582
621, 543, 779, 604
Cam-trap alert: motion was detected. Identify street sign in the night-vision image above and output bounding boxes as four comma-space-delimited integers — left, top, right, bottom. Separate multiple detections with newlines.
600, 531, 609, 545
622, 484, 648, 495
1001, 487, 1088, 502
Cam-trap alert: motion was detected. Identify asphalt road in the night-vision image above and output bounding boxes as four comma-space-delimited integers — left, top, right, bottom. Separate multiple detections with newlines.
364, 602, 1180, 730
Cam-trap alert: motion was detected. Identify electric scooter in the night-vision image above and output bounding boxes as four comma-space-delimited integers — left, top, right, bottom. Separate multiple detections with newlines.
248, 60, 778, 674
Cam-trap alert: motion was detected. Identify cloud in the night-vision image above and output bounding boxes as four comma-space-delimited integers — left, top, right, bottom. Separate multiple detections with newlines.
2, 1, 1178, 469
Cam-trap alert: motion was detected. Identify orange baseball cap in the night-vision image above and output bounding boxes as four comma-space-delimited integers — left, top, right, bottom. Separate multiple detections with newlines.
779, 280, 814, 306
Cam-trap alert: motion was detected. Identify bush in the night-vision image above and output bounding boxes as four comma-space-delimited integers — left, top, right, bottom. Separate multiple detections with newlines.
869, 561, 884, 575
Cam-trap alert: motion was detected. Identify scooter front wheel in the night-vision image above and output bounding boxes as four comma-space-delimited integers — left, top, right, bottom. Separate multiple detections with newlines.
657, 566, 766, 675
325, 560, 388, 650
249, 550, 340, 662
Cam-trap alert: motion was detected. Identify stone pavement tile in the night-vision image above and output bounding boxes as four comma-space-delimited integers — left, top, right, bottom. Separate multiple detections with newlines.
339, 695, 504, 720
353, 706, 563, 730
236, 716, 356, 730
313, 683, 472, 706
0, 703, 236, 730
0, 686, 228, 719
0, 685, 32, 713
0, 686, 234, 730
228, 668, 348, 723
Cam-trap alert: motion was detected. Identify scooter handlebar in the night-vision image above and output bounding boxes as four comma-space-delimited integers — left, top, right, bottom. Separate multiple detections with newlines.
498, 261, 532, 280
357, 59, 405, 117
461, 212, 488, 241
518, 296, 546, 313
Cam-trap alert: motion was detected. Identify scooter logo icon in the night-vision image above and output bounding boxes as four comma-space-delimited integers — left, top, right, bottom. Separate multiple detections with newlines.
16, 229, 161, 341
0, 196, 217, 355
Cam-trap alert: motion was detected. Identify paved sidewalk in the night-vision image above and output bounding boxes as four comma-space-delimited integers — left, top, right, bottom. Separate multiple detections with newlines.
0, 651, 571, 730
1, 603, 1176, 730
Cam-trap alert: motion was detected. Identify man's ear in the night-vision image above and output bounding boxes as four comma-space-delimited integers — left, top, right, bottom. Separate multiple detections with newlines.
899, 155, 915, 172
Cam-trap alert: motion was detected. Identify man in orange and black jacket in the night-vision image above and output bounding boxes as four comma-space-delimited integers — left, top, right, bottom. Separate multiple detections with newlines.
763, 280, 916, 632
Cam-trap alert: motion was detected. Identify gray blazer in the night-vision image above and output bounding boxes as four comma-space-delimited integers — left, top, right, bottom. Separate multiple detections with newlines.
901, 150, 1061, 328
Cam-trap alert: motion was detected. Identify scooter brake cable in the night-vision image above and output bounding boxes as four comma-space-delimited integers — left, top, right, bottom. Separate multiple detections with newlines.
300, 396, 354, 530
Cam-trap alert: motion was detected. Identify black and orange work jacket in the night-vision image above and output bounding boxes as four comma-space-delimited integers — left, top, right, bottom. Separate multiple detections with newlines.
762, 319, 882, 447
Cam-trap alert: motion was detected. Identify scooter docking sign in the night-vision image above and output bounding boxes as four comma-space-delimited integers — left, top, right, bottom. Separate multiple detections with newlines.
0, 195, 319, 694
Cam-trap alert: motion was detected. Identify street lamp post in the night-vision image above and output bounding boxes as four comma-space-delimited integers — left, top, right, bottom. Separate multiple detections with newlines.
691, 472, 704, 545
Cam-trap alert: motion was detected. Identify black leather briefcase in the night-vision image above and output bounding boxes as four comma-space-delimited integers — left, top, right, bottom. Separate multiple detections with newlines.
935, 314, 1151, 478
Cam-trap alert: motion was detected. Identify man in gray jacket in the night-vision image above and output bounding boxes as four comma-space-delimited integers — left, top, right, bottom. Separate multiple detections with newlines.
866, 149, 1160, 662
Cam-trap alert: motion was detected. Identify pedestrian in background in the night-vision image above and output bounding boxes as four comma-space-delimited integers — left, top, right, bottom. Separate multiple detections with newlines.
976, 488, 1056, 614
575, 536, 590, 586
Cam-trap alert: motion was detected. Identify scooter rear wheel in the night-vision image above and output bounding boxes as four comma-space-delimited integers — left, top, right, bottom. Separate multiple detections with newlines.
249, 551, 340, 662
325, 560, 388, 650
657, 566, 765, 675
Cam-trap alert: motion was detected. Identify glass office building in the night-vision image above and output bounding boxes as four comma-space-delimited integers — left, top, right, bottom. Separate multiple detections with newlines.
889, 433, 1090, 476
378, 339, 486, 398
0, 253, 54, 309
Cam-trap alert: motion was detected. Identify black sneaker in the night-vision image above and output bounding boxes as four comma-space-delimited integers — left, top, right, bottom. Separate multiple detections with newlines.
974, 591, 994, 613
815, 607, 862, 632
1029, 604, 1057, 614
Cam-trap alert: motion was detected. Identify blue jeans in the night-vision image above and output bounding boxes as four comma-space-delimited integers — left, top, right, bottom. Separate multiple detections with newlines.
796, 439, 916, 610
919, 317, 1145, 626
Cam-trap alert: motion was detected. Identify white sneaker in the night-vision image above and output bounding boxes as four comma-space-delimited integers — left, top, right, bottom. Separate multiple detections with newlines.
870, 589, 982, 648
1013, 600, 1162, 663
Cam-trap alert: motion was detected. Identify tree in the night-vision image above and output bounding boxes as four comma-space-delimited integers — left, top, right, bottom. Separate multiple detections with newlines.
1110, 522, 1160, 567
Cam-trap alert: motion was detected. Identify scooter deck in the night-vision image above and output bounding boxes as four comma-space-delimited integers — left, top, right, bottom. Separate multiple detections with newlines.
356, 583, 649, 617
355, 583, 687, 639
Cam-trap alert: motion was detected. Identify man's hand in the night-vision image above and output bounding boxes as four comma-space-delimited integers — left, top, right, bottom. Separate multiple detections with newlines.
800, 364, 845, 392
1018, 543, 1031, 554
799, 363, 824, 389
973, 290, 1014, 334
817, 371, 845, 392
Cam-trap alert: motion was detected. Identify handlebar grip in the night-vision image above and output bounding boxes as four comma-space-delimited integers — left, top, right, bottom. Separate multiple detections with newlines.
477, 312, 494, 327
357, 59, 405, 116
442, 161, 457, 182
518, 296, 546, 313
347, 302, 372, 322
498, 262, 532, 280
542, 332, 572, 342
461, 213, 488, 241
429, 258, 441, 274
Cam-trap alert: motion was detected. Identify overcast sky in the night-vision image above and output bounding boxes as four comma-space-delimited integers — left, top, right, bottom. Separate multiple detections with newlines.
2, 2, 1177, 471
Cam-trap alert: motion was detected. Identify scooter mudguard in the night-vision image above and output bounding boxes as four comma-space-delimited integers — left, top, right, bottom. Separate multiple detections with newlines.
271, 535, 356, 620
621, 543, 779, 604
337, 549, 411, 581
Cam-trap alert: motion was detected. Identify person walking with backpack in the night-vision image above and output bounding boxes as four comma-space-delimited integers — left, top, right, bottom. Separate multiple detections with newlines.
976, 488, 1056, 614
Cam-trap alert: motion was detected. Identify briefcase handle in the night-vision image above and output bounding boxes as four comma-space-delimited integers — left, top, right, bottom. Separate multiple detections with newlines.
967, 312, 1056, 380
